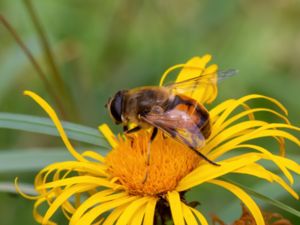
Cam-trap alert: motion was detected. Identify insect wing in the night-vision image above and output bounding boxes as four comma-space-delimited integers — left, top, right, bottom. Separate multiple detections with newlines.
165, 69, 238, 90
141, 109, 205, 150
174, 123, 206, 149
165, 69, 238, 104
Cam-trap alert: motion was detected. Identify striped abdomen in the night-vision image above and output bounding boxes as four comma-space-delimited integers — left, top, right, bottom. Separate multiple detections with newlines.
168, 95, 211, 139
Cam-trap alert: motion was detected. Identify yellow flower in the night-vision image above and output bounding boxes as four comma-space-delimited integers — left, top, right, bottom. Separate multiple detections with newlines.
19, 55, 300, 225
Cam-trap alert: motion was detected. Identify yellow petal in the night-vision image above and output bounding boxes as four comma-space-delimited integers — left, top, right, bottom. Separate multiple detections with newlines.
249, 125, 300, 144
61, 206, 72, 221
274, 155, 300, 175
176, 153, 260, 191
244, 94, 287, 115
209, 99, 235, 118
76, 196, 138, 225
189, 207, 208, 225
219, 94, 286, 119
204, 120, 268, 155
233, 144, 294, 185
41, 161, 107, 177
167, 191, 185, 225
159, 63, 186, 86
42, 184, 93, 224
116, 197, 149, 225
14, 177, 39, 200
33, 197, 55, 225
23, 90, 85, 162
143, 198, 157, 225
37, 176, 117, 190
70, 191, 126, 224
211, 94, 287, 132
207, 94, 291, 157
159, 55, 218, 104
36, 161, 107, 185
176, 56, 211, 83
82, 150, 105, 162
181, 203, 198, 225
267, 174, 298, 199
175, 56, 218, 104
128, 203, 147, 225
234, 163, 273, 182
98, 123, 118, 148
208, 179, 265, 225
159, 55, 212, 86
103, 204, 128, 225
207, 123, 300, 159
213, 108, 290, 139
234, 163, 298, 199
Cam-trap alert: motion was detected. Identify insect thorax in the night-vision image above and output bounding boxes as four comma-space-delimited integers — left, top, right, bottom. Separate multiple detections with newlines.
123, 87, 170, 120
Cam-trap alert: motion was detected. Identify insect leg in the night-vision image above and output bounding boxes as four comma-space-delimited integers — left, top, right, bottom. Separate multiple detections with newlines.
189, 146, 220, 166
147, 127, 158, 164
123, 125, 128, 132
123, 126, 142, 147
143, 127, 158, 183
124, 125, 142, 134
166, 127, 219, 166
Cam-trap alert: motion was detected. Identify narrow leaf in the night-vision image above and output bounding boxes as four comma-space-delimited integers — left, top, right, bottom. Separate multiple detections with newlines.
0, 148, 106, 173
0, 112, 110, 148
0, 182, 36, 195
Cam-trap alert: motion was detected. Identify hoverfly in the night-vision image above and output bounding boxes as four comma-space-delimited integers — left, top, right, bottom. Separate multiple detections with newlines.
106, 69, 237, 168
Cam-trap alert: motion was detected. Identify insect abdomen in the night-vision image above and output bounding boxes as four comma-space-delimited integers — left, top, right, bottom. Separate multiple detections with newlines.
169, 95, 211, 139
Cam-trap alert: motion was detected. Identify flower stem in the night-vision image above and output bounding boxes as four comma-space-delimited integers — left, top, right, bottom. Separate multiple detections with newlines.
22, 0, 80, 121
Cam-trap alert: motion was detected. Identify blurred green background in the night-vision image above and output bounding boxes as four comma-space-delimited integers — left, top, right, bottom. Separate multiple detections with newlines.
0, 0, 300, 224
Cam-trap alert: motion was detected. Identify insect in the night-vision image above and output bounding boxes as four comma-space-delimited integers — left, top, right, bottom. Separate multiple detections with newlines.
106, 69, 237, 169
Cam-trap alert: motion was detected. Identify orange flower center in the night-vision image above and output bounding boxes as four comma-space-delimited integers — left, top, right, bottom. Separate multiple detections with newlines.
105, 130, 200, 196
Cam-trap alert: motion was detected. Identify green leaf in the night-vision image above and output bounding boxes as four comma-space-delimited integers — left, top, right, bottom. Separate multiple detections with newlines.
224, 179, 300, 218
0, 148, 107, 173
0, 112, 110, 148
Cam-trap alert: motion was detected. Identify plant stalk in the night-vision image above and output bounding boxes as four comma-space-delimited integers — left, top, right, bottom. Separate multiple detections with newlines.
23, 0, 80, 121
0, 14, 67, 118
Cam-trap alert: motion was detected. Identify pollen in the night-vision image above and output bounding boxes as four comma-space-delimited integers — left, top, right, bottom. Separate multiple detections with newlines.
105, 130, 201, 196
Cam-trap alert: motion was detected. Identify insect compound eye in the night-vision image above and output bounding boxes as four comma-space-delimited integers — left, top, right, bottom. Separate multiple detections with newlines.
109, 90, 126, 124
